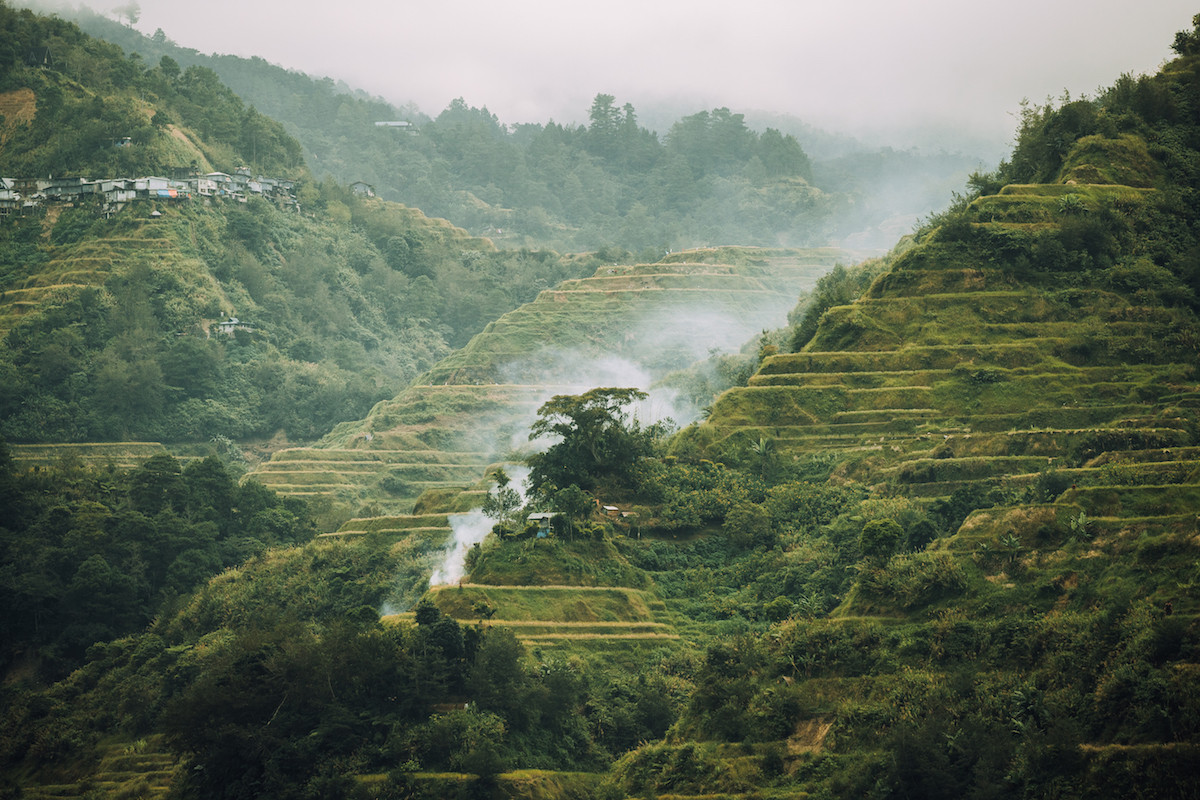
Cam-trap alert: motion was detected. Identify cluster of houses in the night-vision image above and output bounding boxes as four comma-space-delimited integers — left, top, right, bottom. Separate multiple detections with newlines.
0, 168, 299, 217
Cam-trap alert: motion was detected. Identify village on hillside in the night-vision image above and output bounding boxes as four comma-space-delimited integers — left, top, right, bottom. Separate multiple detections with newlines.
0, 167, 299, 217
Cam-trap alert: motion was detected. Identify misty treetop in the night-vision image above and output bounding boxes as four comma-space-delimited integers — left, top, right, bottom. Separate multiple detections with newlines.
527, 387, 671, 496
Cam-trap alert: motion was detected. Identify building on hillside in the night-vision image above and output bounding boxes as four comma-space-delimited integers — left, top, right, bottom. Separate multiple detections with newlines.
38, 177, 90, 201
189, 176, 217, 197
350, 181, 376, 198
0, 178, 21, 215
374, 120, 416, 132
98, 179, 136, 216
526, 512, 558, 538
213, 317, 253, 336
205, 172, 245, 201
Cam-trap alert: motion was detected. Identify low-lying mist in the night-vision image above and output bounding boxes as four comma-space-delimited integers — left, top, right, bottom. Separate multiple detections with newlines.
429, 465, 531, 587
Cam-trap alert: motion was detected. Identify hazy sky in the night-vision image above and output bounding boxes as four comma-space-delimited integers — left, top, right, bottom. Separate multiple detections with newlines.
88, 0, 1197, 148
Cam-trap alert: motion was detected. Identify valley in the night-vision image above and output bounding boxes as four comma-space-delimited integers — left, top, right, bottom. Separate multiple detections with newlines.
2, 4, 1200, 799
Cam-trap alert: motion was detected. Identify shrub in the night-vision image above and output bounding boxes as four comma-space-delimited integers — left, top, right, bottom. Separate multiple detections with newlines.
862, 552, 968, 609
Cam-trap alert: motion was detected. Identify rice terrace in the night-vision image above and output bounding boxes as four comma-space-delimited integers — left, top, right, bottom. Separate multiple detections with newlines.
3, 4, 1200, 799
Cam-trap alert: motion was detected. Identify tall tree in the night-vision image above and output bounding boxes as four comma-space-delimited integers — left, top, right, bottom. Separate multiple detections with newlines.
527, 387, 661, 494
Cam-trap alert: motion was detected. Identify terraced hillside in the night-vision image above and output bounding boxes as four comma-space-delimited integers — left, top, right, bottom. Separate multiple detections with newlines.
687, 189, 1198, 527
423, 583, 680, 653
252, 247, 851, 520
0, 216, 225, 338
8, 441, 180, 470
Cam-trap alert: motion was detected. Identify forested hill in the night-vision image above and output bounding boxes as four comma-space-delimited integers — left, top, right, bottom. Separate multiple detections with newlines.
58, 3, 980, 252
0, 3, 600, 443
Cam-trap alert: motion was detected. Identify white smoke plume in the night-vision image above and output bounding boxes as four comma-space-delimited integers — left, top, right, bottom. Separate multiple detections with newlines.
429, 465, 530, 587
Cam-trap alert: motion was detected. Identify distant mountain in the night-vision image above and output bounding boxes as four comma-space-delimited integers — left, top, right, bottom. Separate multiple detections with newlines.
52, 3, 985, 252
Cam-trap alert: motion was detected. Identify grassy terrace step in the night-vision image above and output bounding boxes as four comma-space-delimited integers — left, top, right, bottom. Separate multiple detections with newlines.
831, 408, 938, 421
429, 584, 664, 623
751, 369, 951, 387
966, 184, 1155, 223
882, 455, 1060, 483
257, 461, 489, 473
1061, 483, 1200, 517
956, 409, 1181, 432
319, 526, 450, 538
865, 267, 1027, 298
268, 448, 492, 464
256, 464, 483, 480
707, 385, 939, 424
927, 428, 1190, 458
816, 299, 1142, 338
896, 474, 1041, 498
754, 362, 1189, 384
10, 441, 202, 469
552, 273, 780, 291
709, 404, 1173, 434
1087, 446, 1200, 466
263, 479, 464, 491
535, 286, 786, 299
760, 344, 1070, 374
336, 514, 453, 532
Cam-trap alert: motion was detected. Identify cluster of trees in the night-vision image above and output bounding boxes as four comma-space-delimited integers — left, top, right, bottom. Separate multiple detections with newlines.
0, 442, 313, 678
315, 91, 830, 253
0, 465, 684, 798
0, 3, 301, 179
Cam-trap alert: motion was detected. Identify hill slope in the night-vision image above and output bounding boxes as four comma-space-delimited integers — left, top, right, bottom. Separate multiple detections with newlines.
61, 4, 982, 252
0, 6, 598, 444
6, 10, 1200, 800
251, 247, 851, 520
619, 19, 1200, 798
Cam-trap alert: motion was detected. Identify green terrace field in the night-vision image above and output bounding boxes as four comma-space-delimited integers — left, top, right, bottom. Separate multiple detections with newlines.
424, 583, 681, 653
249, 248, 849, 522
683, 178, 1200, 577
9, 441, 204, 470
16, 736, 179, 800
0, 212, 226, 337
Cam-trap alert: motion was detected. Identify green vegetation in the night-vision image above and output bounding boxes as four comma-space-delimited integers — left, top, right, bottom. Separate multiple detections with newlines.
0, 441, 313, 678
0, 4, 299, 178
527, 387, 668, 497
62, 7, 981, 253
251, 248, 838, 521
0, 193, 590, 443
0, 5, 601, 446
5, 7, 1200, 800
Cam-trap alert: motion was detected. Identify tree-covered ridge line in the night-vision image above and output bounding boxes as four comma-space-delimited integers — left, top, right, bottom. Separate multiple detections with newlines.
0, 5, 304, 182
0, 183, 608, 445
0, 3, 612, 449
57, 5, 982, 253
0, 442, 316, 679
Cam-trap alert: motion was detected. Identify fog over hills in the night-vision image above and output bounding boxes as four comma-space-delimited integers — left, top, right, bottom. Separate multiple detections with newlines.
34, 1, 1195, 152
